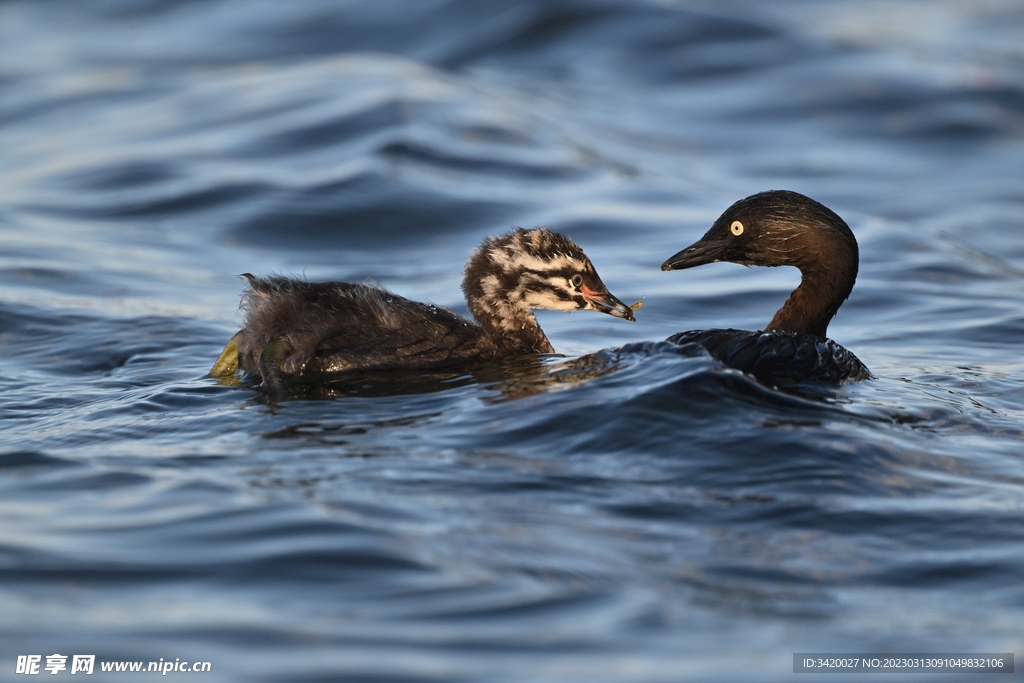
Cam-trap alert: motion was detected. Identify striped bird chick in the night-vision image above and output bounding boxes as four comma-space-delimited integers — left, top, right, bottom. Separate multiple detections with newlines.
211, 228, 634, 394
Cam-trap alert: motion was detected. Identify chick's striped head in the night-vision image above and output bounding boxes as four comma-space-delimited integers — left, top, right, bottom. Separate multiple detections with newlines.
463, 228, 634, 323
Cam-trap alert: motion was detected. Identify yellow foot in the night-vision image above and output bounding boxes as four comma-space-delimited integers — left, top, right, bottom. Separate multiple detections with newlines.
209, 333, 241, 379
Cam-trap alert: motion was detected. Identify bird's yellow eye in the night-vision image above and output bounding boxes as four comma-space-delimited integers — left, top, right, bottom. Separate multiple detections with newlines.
571, 274, 583, 287
730, 220, 744, 236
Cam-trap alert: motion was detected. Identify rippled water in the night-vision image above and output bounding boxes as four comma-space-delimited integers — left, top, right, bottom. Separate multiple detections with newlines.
2, 1, 1023, 681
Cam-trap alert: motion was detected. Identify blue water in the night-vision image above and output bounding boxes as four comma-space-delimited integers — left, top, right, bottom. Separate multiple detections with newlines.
2, 1, 1023, 681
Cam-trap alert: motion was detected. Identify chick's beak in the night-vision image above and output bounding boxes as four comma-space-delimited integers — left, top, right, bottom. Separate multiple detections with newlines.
661, 238, 728, 271
581, 284, 635, 322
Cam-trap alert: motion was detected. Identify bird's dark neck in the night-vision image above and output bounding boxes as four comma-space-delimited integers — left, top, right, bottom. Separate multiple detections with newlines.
765, 263, 856, 338
466, 297, 554, 355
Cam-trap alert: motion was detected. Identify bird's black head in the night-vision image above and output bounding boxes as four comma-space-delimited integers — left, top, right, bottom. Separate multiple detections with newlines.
661, 190, 858, 273
660, 190, 860, 338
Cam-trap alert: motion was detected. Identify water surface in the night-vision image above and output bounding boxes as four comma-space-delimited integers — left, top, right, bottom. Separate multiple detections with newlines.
1, 1, 1023, 681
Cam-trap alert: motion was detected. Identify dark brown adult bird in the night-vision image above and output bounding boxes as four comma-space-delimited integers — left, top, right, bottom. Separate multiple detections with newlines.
661, 190, 869, 385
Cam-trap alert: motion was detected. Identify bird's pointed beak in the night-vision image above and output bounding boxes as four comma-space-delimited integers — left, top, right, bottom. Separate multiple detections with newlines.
661, 238, 728, 271
581, 284, 636, 322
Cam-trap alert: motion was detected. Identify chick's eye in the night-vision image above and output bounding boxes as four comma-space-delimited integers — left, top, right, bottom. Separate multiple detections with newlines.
730, 221, 744, 236
571, 274, 583, 287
